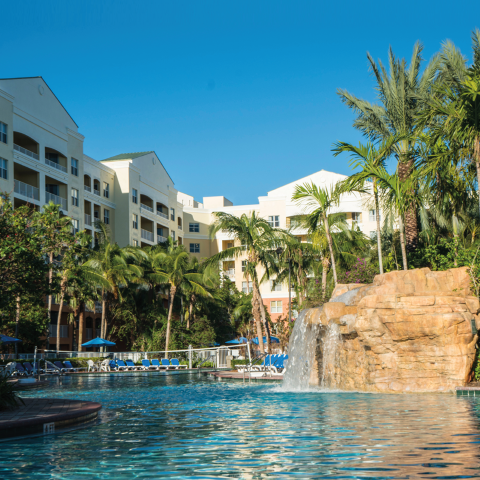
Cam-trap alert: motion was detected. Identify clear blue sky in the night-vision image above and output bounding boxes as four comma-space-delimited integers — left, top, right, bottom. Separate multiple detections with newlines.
2, 1, 477, 204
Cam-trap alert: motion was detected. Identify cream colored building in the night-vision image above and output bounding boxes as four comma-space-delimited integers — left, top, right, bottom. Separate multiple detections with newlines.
0, 76, 378, 328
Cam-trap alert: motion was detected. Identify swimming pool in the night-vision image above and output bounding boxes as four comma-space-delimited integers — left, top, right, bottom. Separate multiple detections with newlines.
2, 373, 480, 479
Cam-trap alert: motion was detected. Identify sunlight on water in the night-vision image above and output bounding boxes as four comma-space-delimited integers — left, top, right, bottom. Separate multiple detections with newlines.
2, 374, 480, 479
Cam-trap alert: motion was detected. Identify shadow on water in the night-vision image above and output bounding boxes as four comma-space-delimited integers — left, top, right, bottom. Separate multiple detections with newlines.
1, 374, 480, 479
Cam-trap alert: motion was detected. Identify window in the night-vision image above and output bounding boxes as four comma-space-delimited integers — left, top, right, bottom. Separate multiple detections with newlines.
242, 281, 253, 294
352, 212, 361, 222
103, 182, 109, 198
190, 243, 200, 253
172, 230, 175, 241
157, 227, 164, 237
71, 158, 78, 176
104, 209, 110, 224
189, 223, 199, 233
132, 214, 138, 229
0, 158, 7, 179
268, 215, 280, 227
170, 207, 175, 221
270, 301, 283, 313
270, 280, 282, 292
369, 210, 380, 222
0, 122, 7, 144
72, 219, 79, 235
71, 188, 79, 207
242, 260, 247, 272
370, 231, 377, 239
46, 184, 59, 195
226, 242, 233, 249
46, 152, 59, 164
132, 239, 138, 247
132, 189, 138, 204
94, 209, 99, 219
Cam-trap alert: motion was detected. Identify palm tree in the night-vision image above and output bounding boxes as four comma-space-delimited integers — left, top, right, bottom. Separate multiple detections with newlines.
149, 242, 211, 354
333, 136, 399, 274
418, 30, 480, 215
338, 42, 439, 251
292, 182, 343, 285
208, 212, 287, 354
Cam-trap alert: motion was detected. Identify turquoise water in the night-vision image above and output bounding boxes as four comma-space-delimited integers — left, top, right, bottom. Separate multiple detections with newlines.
2, 374, 480, 479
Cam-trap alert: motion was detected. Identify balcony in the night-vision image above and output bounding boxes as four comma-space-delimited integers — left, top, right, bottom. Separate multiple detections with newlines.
141, 203, 153, 213
48, 325, 69, 338
157, 210, 168, 220
46, 192, 67, 211
157, 235, 167, 244
178, 225, 182, 231
45, 158, 67, 173
14, 143, 39, 160
85, 214, 92, 226
14, 180, 39, 201
84, 185, 91, 193
141, 229, 154, 242
225, 268, 235, 278
94, 188, 100, 196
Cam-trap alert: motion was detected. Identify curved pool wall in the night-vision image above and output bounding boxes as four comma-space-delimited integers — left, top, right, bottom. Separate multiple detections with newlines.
2, 375, 480, 479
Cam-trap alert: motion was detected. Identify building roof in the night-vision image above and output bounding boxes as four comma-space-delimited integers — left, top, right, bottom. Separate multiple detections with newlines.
0, 76, 78, 128
101, 151, 154, 161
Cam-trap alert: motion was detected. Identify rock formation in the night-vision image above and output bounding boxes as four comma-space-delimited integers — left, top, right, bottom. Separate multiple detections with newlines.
307, 267, 480, 393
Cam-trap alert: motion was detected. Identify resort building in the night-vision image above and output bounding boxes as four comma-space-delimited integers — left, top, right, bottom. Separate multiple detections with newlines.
0, 76, 377, 348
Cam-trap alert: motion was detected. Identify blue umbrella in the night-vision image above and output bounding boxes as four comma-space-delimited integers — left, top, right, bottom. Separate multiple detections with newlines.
81, 337, 116, 347
252, 336, 280, 345
0, 334, 22, 345
238, 337, 248, 343
225, 339, 241, 344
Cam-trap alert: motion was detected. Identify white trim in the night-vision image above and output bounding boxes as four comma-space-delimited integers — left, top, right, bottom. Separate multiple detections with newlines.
0, 88, 14, 101
66, 128, 85, 142
13, 106, 69, 142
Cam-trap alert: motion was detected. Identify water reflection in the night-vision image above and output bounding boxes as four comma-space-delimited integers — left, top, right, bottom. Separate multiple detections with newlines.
1, 375, 480, 478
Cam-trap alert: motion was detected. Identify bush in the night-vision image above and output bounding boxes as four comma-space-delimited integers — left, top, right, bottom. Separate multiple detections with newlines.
338, 258, 377, 284
0, 372, 24, 410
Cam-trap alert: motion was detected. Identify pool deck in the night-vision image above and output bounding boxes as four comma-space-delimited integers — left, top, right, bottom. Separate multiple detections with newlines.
211, 370, 283, 381
0, 398, 102, 439
456, 384, 480, 396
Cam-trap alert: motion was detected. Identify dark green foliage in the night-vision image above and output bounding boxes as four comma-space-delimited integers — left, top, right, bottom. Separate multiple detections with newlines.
0, 373, 24, 410
338, 258, 378, 284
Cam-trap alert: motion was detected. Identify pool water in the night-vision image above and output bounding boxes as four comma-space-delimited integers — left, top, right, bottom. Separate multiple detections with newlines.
2, 374, 480, 479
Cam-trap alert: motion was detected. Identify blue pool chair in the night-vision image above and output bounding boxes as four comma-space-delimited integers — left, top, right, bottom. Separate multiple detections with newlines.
170, 359, 187, 369
141, 359, 156, 370
151, 359, 163, 370
125, 360, 139, 371
161, 359, 173, 369
15, 363, 28, 376
116, 360, 129, 371
63, 361, 82, 372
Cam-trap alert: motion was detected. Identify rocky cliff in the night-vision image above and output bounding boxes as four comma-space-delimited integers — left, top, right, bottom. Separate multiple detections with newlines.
307, 267, 480, 393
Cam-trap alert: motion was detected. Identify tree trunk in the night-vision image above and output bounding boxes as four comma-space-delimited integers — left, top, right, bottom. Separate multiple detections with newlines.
251, 283, 265, 355
374, 182, 383, 275
323, 213, 337, 284
47, 252, 53, 348
398, 158, 418, 252
321, 256, 329, 298
165, 285, 176, 356
187, 295, 194, 329
398, 216, 408, 270
56, 286, 65, 352
101, 289, 106, 338
15, 296, 20, 356
180, 296, 184, 324
78, 303, 85, 352
475, 137, 480, 217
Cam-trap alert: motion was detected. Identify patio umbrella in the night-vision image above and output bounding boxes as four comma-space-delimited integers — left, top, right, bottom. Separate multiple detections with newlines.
225, 339, 241, 344
81, 337, 116, 347
0, 334, 22, 345
252, 336, 280, 345
238, 337, 248, 343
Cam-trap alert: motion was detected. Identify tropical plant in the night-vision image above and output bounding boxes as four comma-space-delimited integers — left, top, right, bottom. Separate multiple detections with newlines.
0, 371, 24, 409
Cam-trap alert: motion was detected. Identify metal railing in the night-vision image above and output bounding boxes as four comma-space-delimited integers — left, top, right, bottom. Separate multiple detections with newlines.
141, 229, 154, 242
85, 214, 92, 226
140, 203, 153, 213
48, 325, 69, 338
84, 185, 91, 192
14, 180, 40, 201
45, 158, 67, 173
225, 268, 235, 277
45, 192, 67, 210
156, 210, 168, 219
94, 188, 100, 196
14, 143, 39, 160
157, 235, 167, 244
178, 225, 182, 230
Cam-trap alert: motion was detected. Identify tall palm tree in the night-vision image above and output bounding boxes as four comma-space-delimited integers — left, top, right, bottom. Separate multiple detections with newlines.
333, 136, 398, 274
338, 42, 439, 251
208, 212, 287, 354
292, 182, 342, 285
150, 242, 211, 354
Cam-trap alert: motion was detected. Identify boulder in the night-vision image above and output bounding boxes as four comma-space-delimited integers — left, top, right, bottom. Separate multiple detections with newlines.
309, 267, 479, 393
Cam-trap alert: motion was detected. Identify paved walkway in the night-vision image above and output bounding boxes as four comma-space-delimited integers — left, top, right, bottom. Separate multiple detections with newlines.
0, 398, 101, 439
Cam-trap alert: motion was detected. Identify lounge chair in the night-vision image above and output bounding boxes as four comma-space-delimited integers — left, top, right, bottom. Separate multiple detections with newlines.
64, 361, 83, 372
116, 360, 129, 371
23, 362, 36, 375
15, 363, 29, 376
161, 359, 174, 370
43, 361, 60, 374
170, 359, 187, 369
268, 355, 288, 375
140, 359, 157, 370
125, 360, 139, 371
3, 362, 16, 377
100, 359, 111, 371
151, 359, 166, 370
87, 360, 98, 372
54, 361, 68, 373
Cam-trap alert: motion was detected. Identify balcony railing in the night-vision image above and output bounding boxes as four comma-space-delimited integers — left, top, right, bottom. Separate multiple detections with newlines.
45, 192, 67, 210
93, 188, 100, 196
14, 143, 39, 160
48, 325, 69, 338
45, 158, 67, 173
141, 229, 154, 242
14, 180, 40, 201
225, 268, 235, 277
84, 185, 91, 193
157, 210, 168, 220
178, 225, 182, 230
157, 235, 167, 244
141, 203, 154, 213
85, 214, 92, 226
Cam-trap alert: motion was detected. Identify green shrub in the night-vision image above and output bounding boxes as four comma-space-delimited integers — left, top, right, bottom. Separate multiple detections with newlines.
0, 373, 24, 410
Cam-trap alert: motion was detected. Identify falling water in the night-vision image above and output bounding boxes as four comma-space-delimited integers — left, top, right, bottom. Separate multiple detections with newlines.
282, 310, 320, 391
320, 322, 342, 388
